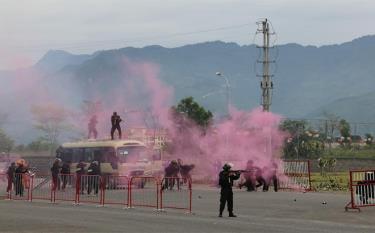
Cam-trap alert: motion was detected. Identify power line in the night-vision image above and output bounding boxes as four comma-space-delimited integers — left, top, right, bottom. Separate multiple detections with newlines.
11, 23, 254, 51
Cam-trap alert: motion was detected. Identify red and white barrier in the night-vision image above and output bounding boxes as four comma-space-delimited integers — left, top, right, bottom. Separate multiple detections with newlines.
1, 173, 193, 213
31, 174, 53, 202
54, 174, 76, 203
129, 176, 159, 209
160, 177, 192, 212
346, 169, 375, 211
279, 160, 311, 191
102, 175, 129, 207
76, 175, 103, 205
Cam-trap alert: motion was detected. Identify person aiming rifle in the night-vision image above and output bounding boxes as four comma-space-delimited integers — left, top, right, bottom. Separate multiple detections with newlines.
218, 163, 240, 217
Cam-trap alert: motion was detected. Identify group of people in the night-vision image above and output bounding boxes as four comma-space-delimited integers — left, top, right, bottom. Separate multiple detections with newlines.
87, 112, 123, 140
239, 160, 279, 192
217, 160, 279, 218
51, 159, 101, 195
6, 159, 33, 197
162, 159, 195, 190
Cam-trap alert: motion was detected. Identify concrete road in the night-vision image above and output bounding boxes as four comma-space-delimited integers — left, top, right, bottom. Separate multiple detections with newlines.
0, 188, 374, 233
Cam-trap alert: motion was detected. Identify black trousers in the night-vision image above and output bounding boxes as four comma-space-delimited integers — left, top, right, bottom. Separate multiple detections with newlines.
111, 126, 122, 140
243, 177, 256, 191
256, 176, 268, 191
87, 176, 99, 195
220, 189, 233, 214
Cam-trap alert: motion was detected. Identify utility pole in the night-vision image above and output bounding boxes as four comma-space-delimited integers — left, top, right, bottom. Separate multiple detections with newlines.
256, 18, 275, 112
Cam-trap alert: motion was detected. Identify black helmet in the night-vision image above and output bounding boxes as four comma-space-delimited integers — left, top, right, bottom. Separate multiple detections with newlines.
223, 163, 232, 171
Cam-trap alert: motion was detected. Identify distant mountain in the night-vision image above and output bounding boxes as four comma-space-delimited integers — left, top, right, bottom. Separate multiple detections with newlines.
306, 92, 375, 123
2, 35, 375, 143
53, 36, 375, 117
35, 50, 93, 74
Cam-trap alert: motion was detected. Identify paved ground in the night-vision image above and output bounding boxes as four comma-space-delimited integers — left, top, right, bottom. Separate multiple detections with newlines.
0, 187, 375, 233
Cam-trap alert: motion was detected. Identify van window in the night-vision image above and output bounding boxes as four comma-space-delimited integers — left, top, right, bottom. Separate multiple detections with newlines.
117, 146, 148, 163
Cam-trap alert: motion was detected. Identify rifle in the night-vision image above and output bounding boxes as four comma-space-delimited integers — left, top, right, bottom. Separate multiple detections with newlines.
230, 169, 255, 173
224, 169, 255, 175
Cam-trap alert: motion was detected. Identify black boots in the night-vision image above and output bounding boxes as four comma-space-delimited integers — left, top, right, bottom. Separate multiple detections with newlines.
229, 213, 237, 217
219, 212, 237, 217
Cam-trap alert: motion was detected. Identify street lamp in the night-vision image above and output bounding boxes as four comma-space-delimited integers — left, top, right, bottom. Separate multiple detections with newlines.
215, 72, 231, 115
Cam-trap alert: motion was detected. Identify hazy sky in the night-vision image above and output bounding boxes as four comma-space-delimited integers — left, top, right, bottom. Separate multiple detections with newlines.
0, 0, 374, 69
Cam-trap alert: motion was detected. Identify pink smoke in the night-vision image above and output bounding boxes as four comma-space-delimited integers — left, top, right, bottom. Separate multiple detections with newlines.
2, 53, 289, 184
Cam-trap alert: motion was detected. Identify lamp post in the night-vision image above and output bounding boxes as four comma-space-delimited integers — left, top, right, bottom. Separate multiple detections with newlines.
215, 72, 231, 116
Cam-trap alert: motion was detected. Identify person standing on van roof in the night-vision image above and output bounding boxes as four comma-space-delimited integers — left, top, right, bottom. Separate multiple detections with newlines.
110, 112, 122, 140
88, 115, 98, 139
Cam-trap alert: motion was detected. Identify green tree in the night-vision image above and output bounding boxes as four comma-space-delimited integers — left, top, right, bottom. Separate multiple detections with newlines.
339, 119, 351, 145
31, 104, 71, 155
317, 157, 327, 176
0, 112, 8, 128
322, 112, 340, 150
280, 119, 324, 158
0, 128, 14, 153
27, 137, 51, 152
172, 97, 213, 129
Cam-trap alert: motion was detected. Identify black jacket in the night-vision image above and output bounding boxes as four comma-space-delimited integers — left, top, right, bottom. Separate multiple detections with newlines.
76, 162, 86, 175
7, 165, 16, 177
87, 163, 101, 176
61, 163, 70, 174
51, 164, 60, 177
219, 170, 240, 190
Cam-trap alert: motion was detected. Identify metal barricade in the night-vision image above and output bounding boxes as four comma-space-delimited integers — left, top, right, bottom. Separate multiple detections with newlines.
76, 175, 103, 205
31, 174, 53, 202
0, 173, 10, 200
160, 177, 192, 212
129, 176, 159, 209
102, 175, 129, 207
12, 173, 32, 201
54, 174, 76, 203
346, 170, 375, 212
279, 160, 311, 191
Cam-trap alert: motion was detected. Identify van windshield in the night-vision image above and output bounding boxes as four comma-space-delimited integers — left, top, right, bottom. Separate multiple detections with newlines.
117, 146, 149, 163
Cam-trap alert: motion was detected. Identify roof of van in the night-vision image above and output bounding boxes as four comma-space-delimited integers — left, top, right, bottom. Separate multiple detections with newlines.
61, 139, 146, 148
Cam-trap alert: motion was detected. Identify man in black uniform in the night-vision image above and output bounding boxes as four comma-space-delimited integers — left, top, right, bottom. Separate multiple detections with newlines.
61, 161, 71, 190
110, 112, 122, 140
87, 161, 101, 195
76, 160, 86, 194
240, 160, 256, 191
51, 158, 61, 191
6, 162, 16, 193
162, 160, 180, 190
219, 163, 240, 217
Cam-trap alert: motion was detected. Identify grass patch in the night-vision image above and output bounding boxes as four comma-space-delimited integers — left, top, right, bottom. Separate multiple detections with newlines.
322, 147, 375, 159
310, 172, 349, 191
